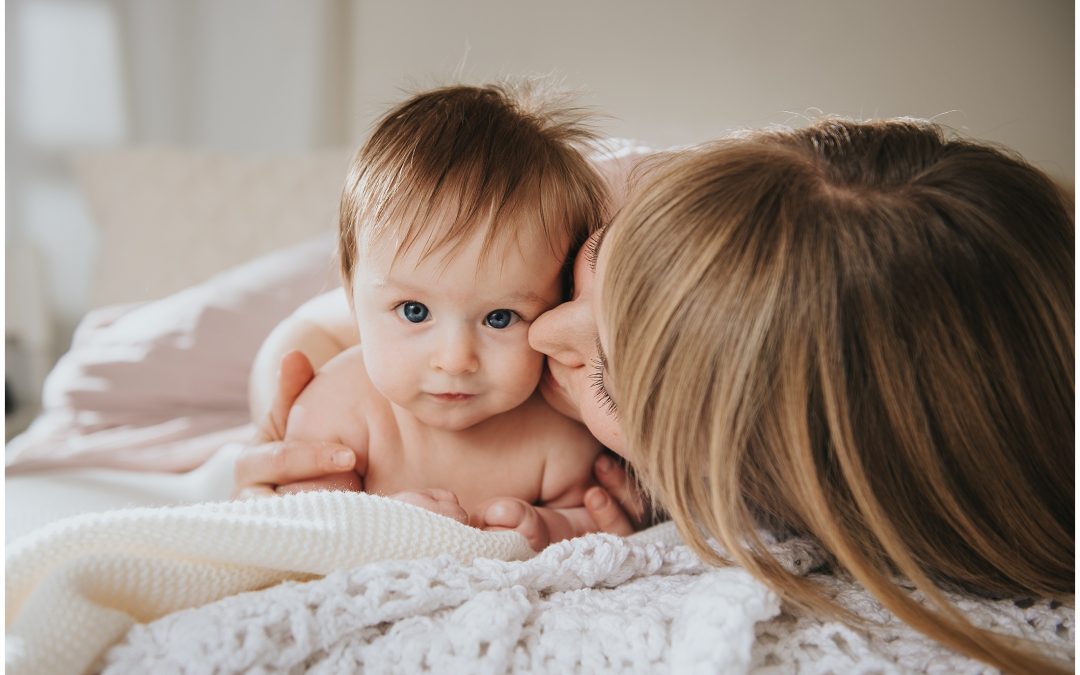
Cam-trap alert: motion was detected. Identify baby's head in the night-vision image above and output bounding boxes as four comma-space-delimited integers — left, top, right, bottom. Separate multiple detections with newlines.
339, 81, 608, 430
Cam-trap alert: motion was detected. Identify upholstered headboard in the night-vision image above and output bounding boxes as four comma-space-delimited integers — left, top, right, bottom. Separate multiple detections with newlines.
72, 147, 351, 308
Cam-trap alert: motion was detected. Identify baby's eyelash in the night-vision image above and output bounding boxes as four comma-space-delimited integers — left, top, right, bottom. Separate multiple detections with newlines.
589, 357, 619, 416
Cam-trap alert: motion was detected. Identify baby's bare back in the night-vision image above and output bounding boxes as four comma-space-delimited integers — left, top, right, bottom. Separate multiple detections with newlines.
285, 347, 600, 516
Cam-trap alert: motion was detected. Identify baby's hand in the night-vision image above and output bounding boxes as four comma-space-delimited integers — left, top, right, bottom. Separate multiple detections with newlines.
474, 498, 551, 552
390, 489, 469, 525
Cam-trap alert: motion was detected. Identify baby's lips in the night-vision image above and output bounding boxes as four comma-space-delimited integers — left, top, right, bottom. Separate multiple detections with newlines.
428, 392, 476, 402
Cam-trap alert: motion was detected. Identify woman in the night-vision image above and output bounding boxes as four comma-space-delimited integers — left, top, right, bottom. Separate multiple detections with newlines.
236, 119, 1073, 672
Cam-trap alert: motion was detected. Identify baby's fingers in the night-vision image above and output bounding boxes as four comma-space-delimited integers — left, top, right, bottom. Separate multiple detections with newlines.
391, 489, 469, 525
480, 499, 549, 551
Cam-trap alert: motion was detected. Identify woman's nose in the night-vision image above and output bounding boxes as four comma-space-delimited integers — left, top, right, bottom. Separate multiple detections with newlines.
529, 303, 586, 367
430, 326, 479, 375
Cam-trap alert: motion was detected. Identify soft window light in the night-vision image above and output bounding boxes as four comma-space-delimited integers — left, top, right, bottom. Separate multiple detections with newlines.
16, 0, 127, 145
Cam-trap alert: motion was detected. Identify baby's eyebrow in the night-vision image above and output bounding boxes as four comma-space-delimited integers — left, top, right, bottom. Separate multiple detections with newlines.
501, 290, 549, 305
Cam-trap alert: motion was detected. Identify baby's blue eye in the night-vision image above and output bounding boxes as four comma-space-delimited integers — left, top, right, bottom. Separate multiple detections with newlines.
398, 301, 429, 323
484, 309, 518, 329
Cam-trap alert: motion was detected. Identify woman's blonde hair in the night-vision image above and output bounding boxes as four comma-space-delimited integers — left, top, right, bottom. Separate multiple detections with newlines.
603, 119, 1073, 672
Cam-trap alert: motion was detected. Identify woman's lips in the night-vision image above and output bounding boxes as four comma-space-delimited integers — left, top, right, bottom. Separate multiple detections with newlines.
542, 365, 574, 401
542, 367, 562, 392
539, 364, 583, 422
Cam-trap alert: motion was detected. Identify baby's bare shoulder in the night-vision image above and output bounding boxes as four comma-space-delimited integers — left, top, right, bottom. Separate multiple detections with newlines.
285, 345, 371, 445
292, 346, 368, 406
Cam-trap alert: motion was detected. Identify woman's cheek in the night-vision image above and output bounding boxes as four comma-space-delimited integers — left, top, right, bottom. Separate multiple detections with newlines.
582, 403, 625, 456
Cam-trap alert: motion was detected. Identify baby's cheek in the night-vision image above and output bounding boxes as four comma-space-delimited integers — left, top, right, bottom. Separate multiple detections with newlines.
499, 342, 546, 397
361, 345, 411, 404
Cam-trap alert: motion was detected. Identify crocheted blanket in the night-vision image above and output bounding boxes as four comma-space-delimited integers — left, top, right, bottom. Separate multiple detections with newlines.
7, 491, 1074, 674
102, 533, 1074, 675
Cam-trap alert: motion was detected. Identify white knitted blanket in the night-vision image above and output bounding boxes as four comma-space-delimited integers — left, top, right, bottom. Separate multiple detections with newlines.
6, 491, 531, 675
7, 491, 1073, 675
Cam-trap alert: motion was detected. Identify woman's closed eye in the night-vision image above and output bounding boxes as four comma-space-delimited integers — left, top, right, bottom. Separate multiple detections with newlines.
589, 357, 618, 416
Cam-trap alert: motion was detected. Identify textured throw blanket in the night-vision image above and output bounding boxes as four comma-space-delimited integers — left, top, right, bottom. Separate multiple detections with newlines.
7, 491, 1074, 675
103, 535, 1074, 675
6, 491, 530, 674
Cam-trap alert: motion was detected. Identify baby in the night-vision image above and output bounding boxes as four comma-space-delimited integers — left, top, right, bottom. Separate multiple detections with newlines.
284, 82, 608, 550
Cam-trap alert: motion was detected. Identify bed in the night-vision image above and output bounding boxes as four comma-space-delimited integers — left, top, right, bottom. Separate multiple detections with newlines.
6, 142, 1072, 674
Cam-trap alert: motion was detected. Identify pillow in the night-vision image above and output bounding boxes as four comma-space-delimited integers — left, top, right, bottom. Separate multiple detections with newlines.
6, 235, 340, 473
72, 147, 351, 308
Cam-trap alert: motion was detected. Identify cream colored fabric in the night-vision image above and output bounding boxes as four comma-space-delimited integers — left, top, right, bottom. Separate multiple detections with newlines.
73, 147, 350, 308
107, 527, 782, 674
101, 523, 1074, 674
6, 235, 338, 475
5, 491, 532, 675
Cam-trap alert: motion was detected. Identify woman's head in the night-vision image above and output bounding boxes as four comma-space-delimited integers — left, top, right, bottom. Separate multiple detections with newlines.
598, 119, 1073, 671
530, 228, 625, 452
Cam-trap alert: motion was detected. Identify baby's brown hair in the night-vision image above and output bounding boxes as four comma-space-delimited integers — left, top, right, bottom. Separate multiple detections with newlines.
339, 80, 608, 295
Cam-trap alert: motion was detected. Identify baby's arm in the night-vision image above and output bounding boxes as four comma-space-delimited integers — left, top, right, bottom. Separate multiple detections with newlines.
280, 346, 370, 493
476, 421, 601, 551
250, 288, 359, 422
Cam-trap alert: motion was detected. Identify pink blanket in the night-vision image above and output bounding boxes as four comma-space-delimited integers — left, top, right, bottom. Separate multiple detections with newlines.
6, 235, 338, 473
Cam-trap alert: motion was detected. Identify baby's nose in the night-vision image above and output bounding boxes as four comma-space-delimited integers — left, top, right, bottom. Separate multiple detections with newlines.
431, 328, 480, 374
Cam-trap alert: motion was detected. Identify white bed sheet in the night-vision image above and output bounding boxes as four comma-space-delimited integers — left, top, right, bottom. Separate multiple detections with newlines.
5, 444, 240, 544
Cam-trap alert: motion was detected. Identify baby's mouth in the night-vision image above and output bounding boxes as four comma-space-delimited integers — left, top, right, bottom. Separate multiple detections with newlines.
429, 393, 475, 402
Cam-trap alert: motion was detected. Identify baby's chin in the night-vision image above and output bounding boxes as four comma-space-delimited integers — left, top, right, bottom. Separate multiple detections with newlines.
401, 393, 534, 431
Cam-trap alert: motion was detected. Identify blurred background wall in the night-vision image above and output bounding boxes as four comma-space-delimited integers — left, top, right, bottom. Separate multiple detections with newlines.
5, 0, 1074, 431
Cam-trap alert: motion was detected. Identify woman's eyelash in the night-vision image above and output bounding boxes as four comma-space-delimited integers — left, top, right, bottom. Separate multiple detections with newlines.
584, 218, 618, 271
584, 235, 601, 270
589, 357, 619, 416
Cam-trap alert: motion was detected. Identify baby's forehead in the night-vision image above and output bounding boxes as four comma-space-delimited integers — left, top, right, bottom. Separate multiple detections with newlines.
366, 186, 576, 260
378, 214, 567, 265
